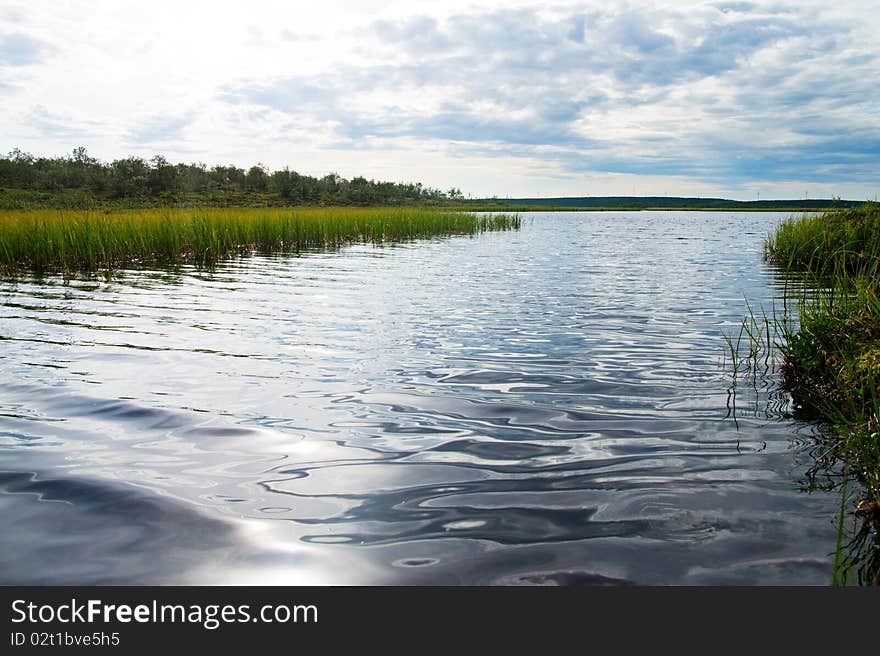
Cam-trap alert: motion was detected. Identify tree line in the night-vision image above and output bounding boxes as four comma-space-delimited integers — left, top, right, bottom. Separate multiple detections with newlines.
0, 147, 466, 208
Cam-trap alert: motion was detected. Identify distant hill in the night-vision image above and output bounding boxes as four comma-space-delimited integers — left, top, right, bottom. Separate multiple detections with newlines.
483, 196, 863, 210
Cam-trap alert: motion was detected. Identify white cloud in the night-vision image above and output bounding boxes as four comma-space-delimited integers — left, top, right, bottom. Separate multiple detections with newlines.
0, 0, 878, 199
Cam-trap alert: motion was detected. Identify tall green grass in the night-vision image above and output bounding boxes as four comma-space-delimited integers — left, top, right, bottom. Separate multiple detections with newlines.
766, 203, 880, 276
0, 207, 520, 275
759, 203, 880, 585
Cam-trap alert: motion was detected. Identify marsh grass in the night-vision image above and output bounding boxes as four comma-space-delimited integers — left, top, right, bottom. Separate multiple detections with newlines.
732, 203, 880, 584
766, 203, 880, 277
781, 277, 880, 585
0, 207, 521, 276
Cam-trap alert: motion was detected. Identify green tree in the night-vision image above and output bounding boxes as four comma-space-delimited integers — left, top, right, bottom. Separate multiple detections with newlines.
147, 155, 181, 195
245, 164, 269, 192
110, 156, 150, 198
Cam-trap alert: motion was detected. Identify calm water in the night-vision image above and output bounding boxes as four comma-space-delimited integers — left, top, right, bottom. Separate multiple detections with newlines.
0, 211, 838, 585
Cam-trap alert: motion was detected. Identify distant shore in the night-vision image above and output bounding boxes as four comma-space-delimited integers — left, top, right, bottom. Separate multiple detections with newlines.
0, 187, 859, 213
456, 203, 840, 212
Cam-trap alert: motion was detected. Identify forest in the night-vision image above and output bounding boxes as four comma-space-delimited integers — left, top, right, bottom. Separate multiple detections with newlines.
0, 147, 464, 209
1, 147, 860, 212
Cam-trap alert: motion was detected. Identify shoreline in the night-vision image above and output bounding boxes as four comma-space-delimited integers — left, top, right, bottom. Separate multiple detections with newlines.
761, 203, 880, 585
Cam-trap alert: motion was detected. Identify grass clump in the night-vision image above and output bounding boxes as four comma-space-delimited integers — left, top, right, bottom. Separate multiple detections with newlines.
763, 203, 880, 584
780, 281, 880, 412
766, 202, 880, 276
0, 207, 520, 276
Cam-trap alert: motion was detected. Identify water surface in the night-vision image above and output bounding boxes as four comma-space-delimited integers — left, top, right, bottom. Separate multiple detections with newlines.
0, 211, 837, 584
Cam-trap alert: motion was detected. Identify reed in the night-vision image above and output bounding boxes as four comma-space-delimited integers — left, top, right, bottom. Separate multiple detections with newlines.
0, 207, 520, 275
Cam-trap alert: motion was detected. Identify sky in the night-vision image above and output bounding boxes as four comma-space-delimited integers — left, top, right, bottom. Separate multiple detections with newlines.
0, 0, 878, 200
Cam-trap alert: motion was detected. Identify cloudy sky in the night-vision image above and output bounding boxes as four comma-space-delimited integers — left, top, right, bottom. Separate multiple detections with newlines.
1, 0, 877, 199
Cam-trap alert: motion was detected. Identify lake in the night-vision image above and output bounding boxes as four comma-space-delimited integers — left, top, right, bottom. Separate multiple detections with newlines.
0, 211, 839, 585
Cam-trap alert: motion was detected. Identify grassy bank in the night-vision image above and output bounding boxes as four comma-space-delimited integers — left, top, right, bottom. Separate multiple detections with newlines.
764, 203, 880, 584
0, 207, 520, 275
767, 203, 880, 275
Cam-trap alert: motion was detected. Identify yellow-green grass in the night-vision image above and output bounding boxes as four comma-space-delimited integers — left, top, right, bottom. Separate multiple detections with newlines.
0, 206, 520, 275
766, 202, 880, 276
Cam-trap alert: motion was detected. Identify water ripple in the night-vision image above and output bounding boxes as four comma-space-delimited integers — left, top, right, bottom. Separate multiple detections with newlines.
0, 212, 838, 584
